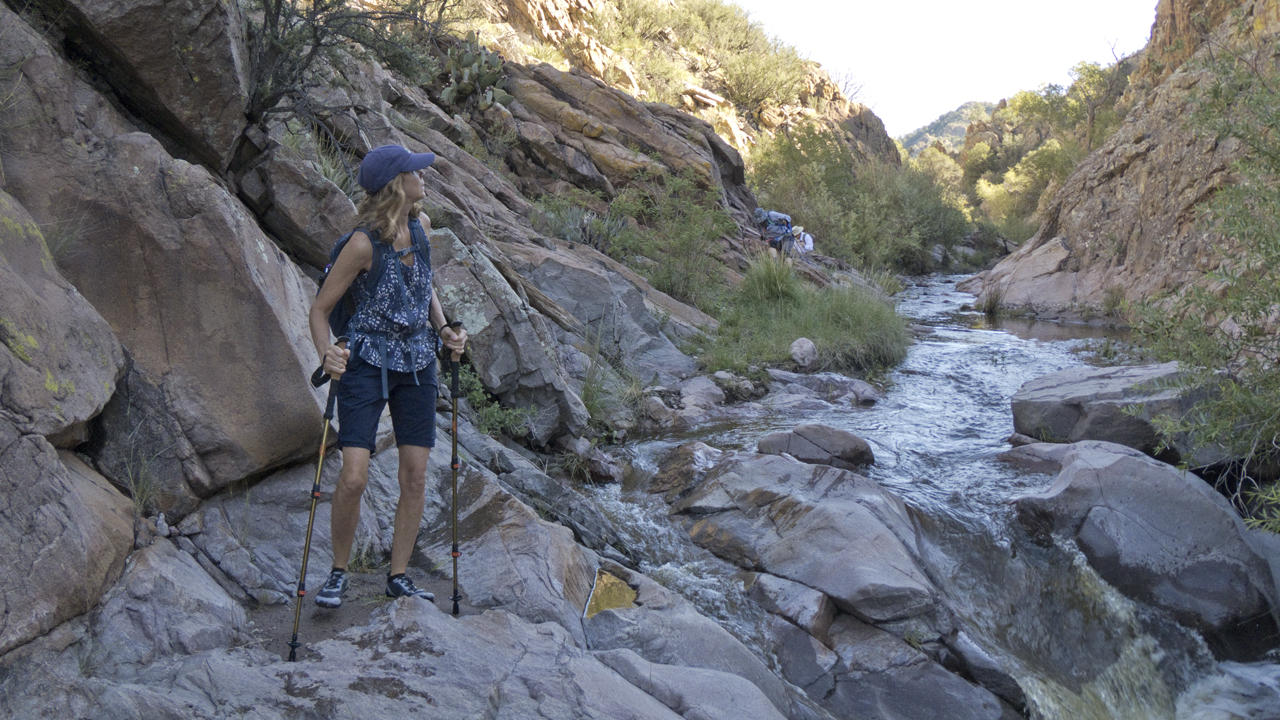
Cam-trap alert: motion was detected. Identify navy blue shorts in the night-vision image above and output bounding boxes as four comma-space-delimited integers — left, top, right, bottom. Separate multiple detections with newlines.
336, 355, 438, 451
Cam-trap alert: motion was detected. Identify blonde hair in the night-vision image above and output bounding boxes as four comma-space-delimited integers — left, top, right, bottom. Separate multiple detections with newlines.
354, 173, 422, 243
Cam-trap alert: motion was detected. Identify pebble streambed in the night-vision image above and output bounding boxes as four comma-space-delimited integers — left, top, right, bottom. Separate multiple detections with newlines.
585, 275, 1280, 720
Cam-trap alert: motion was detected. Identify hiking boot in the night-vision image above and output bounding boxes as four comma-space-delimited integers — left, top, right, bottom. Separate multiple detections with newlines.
386, 573, 435, 601
315, 569, 349, 608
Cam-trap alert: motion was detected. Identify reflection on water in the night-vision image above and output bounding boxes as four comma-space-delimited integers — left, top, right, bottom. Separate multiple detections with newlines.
592, 275, 1269, 720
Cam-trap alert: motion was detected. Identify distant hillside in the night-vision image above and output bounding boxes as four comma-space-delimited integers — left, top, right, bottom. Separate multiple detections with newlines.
900, 101, 996, 156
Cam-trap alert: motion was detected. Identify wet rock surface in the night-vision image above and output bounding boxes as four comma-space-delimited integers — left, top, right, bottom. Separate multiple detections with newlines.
1010, 441, 1280, 661
757, 423, 875, 469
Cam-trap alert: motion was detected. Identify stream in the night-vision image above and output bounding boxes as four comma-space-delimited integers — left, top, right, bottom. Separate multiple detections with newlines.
586, 275, 1280, 720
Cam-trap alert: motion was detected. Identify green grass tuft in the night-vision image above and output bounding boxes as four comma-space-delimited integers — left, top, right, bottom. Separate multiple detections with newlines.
703, 256, 909, 375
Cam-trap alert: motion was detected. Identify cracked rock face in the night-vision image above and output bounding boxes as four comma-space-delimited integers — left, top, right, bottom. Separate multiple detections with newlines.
0, 438, 133, 657
964, 0, 1280, 316
2, 600, 782, 720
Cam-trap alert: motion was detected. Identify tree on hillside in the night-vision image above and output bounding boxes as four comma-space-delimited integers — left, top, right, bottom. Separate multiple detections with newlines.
245, 0, 462, 127
1069, 60, 1131, 151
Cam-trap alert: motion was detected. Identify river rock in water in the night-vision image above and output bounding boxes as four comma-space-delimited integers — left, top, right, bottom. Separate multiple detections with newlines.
1010, 363, 1221, 466
757, 423, 875, 469
594, 648, 787, 720
666, 451, 936, 623
750, 573, 837, 642
1010, 441, 1280, 661
767, 369, 882, 406
821, 615, 1006, 720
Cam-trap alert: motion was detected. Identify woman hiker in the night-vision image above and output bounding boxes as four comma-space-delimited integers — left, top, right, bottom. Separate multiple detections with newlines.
308, 144, 468, 608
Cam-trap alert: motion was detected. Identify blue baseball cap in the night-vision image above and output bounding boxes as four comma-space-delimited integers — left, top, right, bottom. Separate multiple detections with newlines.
358, 145, 436, 194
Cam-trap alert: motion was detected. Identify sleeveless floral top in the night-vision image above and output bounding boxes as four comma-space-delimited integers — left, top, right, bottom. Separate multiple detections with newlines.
347, 219, 441, 378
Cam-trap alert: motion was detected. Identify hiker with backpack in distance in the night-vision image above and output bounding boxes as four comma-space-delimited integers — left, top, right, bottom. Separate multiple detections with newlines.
752, 207, 794, 257
307, 144, 467, 609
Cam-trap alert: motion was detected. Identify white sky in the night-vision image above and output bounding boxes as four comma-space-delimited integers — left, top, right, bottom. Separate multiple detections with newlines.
728, 0, 1160, 137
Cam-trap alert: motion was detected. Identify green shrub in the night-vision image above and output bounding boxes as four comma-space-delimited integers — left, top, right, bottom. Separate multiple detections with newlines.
720, 42, 806, 109
1132, 35, 1280, 529
458, 365, 531, 436
592, 0, 806, 111
704, 255, 909, 374
537, 202, 627, 252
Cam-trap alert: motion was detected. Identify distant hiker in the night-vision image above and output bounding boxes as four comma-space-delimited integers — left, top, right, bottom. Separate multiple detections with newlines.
753, 207, 793, 252
308, 144, 467, 609
793, 225, 814, 255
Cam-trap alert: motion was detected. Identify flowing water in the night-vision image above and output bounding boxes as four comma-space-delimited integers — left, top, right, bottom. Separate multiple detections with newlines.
586, 275, 1280, 720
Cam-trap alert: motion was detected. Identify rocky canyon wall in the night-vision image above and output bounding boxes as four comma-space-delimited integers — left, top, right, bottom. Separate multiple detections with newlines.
962, 0, 1280, 316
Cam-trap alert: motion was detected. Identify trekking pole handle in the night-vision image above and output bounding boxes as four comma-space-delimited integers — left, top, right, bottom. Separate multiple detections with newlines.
446, 321, 464, 363
311, 336, 349, 388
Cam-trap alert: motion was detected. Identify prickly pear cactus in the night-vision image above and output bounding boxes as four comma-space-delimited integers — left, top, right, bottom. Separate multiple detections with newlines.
440, 31, 511, 108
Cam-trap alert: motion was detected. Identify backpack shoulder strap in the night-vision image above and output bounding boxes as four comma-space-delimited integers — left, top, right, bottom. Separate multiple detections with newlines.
362, 227, 400, 283
408, 217, 431, 257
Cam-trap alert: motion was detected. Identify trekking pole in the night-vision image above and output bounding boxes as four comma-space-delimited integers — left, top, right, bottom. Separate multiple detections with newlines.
446, 320, 465, 616
288, 336, 347, 662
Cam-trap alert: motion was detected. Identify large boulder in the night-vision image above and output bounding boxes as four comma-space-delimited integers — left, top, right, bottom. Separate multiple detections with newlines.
501, 240, 701, 386
421, 459, 599, 647
0, 190, 125, 441
431, 228, 589, 445
236, 143, 358, 269
0, 434, 134, 656
53, 0, 251, 171
594, 648, 787, 720
666, 452, 937, 623
757, 423, 875, 470
820, 615, 1005, 720
1, 11, 328, 494
84, 539, 250, 678
1010, 362, 1217, 464
749, 573, 837, 643
1010, 441, 1280, 660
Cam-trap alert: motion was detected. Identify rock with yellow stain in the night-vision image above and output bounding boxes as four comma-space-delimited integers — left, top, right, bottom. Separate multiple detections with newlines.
0, 190, 124, 440
585, 568, 638, 618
